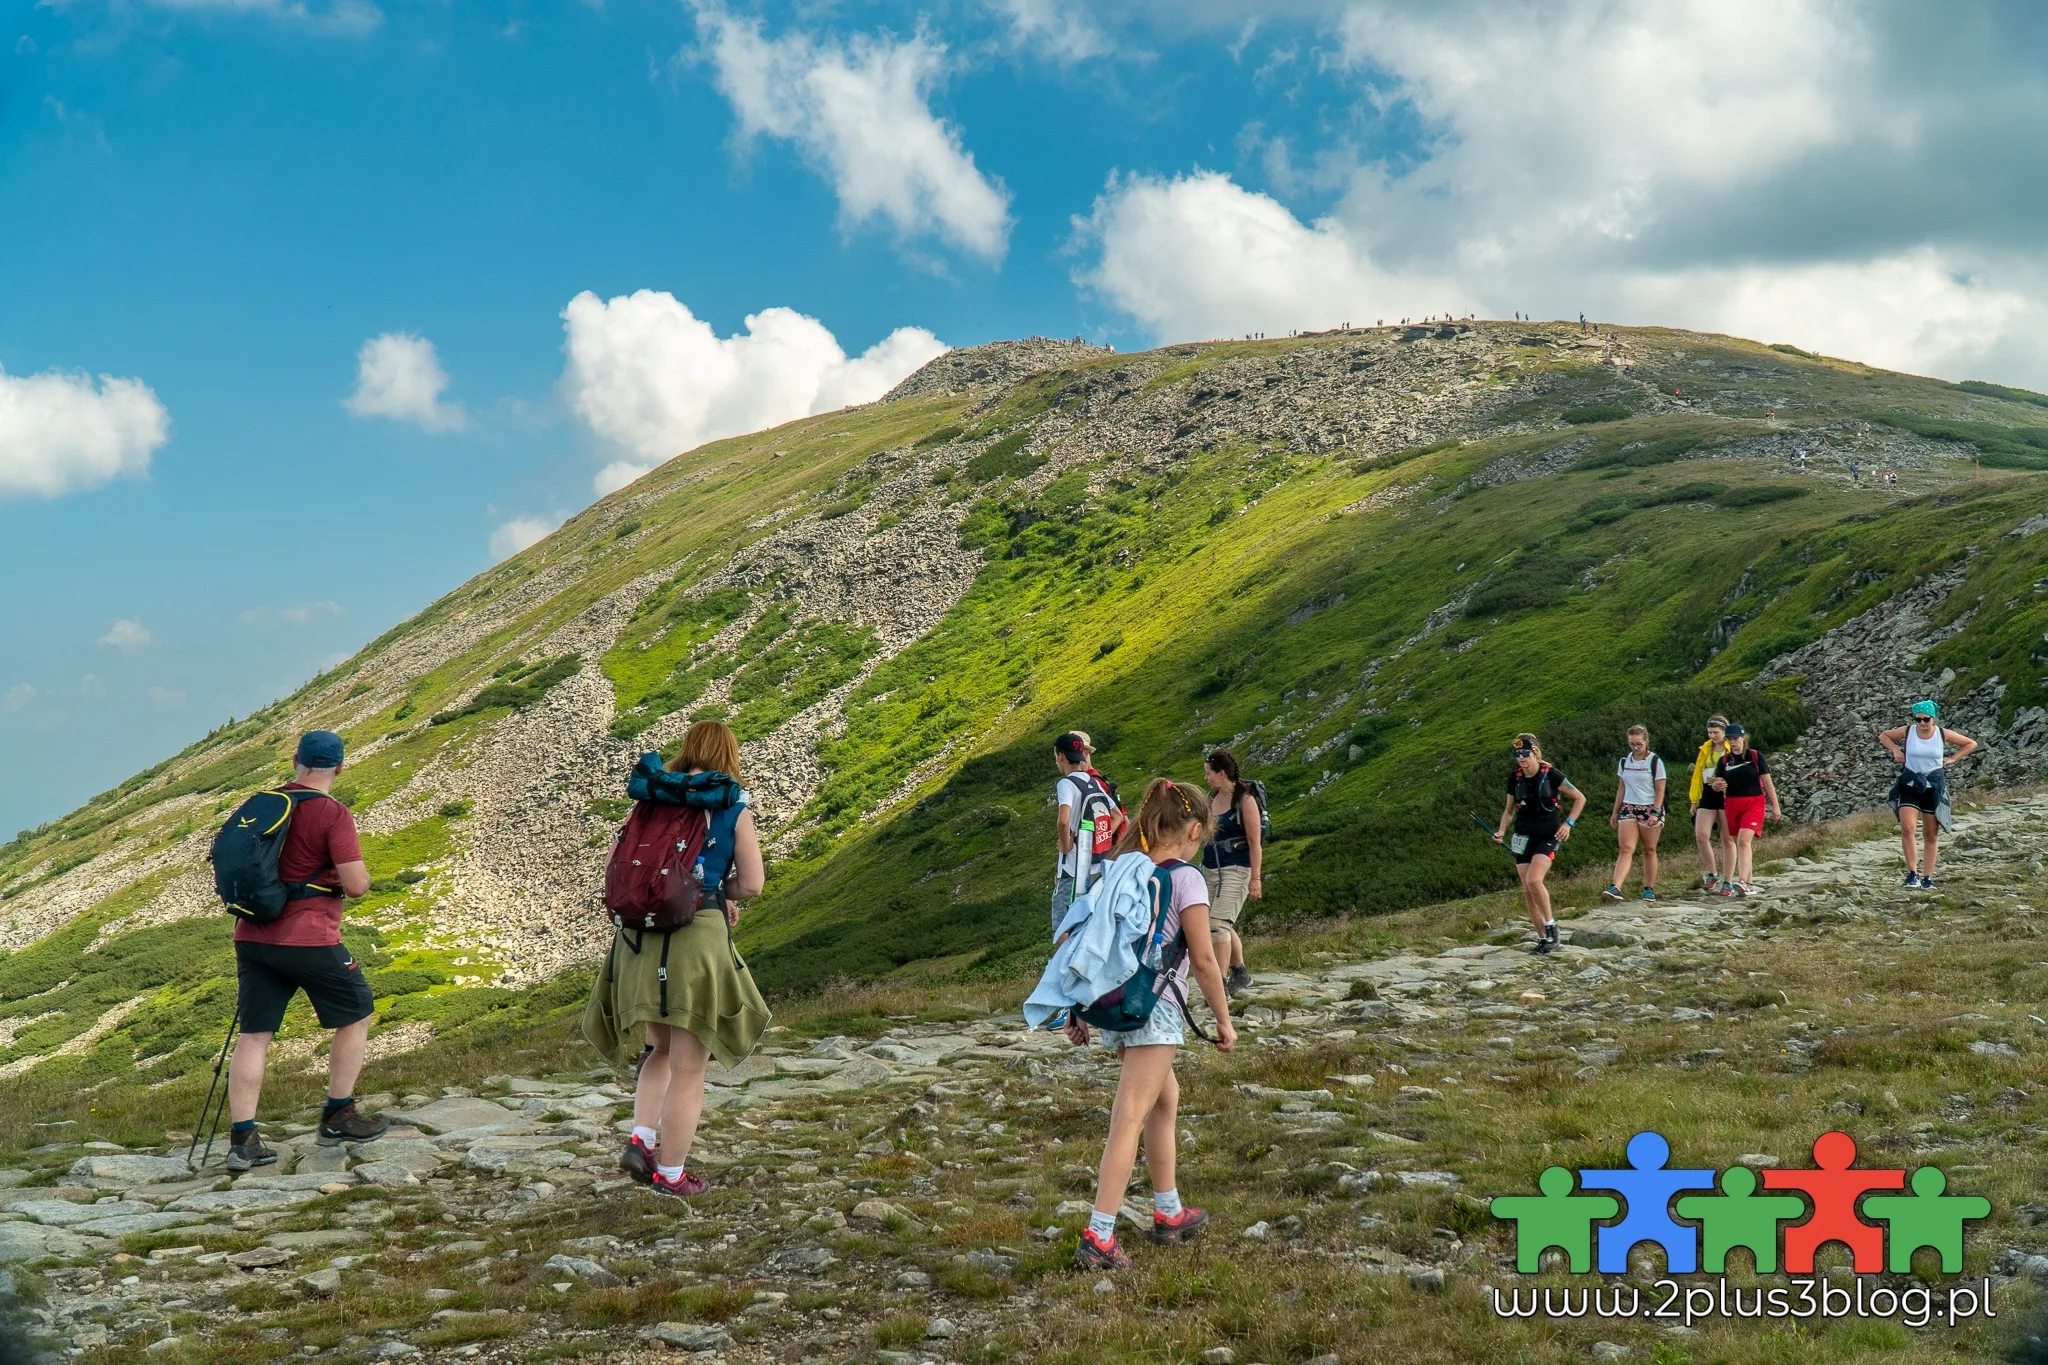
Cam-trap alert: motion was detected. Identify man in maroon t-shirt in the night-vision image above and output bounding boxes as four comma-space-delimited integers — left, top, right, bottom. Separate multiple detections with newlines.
224, 730, 390, 1169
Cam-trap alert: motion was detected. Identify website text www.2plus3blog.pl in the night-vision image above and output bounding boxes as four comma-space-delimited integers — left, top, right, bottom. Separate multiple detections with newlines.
1489, 1277, 1995, 1329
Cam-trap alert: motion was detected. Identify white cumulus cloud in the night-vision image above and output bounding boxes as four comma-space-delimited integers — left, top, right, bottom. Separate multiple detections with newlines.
0, 365, 170, 501
1078, 0, 2048, 382
593, 462, 654, 497
98, 619, 153, 651
560, 289, 947, 479
694, 4, 1012, 259
990, 0, 1113, 62
344, 332, 467, 433
1, 684, 32, 714
489, 516, 559, 562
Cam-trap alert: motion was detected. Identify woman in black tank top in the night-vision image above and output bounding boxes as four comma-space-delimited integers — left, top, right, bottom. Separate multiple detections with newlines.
1491, 733, 1586, 954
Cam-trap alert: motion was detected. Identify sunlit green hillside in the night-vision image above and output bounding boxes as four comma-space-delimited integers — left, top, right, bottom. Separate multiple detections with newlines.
3, 323, 2046, 1124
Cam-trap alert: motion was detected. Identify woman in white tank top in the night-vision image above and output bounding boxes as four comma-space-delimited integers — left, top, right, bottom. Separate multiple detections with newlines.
1880, 701, 1979, 890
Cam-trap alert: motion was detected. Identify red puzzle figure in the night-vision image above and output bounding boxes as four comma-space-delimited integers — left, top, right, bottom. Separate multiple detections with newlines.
1762, 1131, 1904, 1273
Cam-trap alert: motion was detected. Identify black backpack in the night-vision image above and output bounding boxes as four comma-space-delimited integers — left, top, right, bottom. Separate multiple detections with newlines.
1241, 779, 1271, 842
211, 788, 342, 925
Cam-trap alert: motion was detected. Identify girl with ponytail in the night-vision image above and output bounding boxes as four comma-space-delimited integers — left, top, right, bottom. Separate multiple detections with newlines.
1070, 778, 1238, 1271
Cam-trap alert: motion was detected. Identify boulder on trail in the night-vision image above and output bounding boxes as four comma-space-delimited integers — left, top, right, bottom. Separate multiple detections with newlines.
387, 1096, 533, 1134
61, 1154, 194, 1187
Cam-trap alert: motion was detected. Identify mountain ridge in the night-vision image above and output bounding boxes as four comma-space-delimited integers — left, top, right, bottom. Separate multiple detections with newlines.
3, 320, 2046, 1100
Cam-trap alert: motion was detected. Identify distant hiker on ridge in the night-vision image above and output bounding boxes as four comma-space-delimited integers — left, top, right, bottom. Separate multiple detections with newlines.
221, 731, 388, 1170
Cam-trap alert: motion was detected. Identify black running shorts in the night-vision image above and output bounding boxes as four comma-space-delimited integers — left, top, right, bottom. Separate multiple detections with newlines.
1510, 826, 1561, 864
235, 941, 376, 1034
1695, 788, 1725, 812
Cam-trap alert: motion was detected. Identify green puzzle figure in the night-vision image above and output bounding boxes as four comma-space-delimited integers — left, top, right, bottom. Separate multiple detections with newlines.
1864, 1167, 1991, 1273
1492, 1166, 1619, 1272
1673, 1166, 1807, 1273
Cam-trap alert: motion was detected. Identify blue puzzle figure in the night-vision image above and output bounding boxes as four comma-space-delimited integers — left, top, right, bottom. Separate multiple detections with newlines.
1578, 1131, 1717, 1273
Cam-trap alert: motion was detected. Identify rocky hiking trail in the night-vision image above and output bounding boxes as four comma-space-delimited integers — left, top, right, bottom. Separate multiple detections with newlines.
4, 794, 2047, 1364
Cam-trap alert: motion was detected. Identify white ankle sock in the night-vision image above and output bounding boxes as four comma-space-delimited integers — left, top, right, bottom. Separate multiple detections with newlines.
1087, 1209, 1117, 1242
632, 1126, 658, 1147
1153, 1188, 1182, 1218
657, 1162, 685, 1181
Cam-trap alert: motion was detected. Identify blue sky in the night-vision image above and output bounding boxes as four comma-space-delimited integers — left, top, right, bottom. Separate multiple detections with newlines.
5, 0, 2046, 836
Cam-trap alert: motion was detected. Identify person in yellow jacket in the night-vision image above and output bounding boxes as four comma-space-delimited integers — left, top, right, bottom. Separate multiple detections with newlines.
1687, 715, 1734, 892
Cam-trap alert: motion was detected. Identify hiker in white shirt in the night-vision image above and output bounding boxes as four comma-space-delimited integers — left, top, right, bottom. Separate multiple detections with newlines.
1603, 725, 1667, 903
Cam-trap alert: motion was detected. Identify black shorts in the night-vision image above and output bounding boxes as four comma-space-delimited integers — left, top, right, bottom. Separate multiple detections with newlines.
1695, 789, 1725, 812
1510, 826, 1560, 864
235, 941, 376, 1034
1894, 779, 1940, 814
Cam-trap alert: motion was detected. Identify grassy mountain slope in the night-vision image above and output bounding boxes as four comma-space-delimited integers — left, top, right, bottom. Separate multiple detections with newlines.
3, 324, 2047, 1113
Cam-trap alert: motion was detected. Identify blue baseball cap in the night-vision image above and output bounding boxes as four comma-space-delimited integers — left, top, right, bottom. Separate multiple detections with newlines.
295, 730, 345, 769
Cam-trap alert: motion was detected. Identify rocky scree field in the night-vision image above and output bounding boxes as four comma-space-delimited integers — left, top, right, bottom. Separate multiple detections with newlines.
1, 322, 2047, 1175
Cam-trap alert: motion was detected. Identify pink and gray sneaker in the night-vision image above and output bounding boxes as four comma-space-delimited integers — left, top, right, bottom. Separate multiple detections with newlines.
650, 1169, 708, 1199
620, 1134, 657, 1185
1074, 1227, 1130, 1269
1149, 1206, 1208, 1245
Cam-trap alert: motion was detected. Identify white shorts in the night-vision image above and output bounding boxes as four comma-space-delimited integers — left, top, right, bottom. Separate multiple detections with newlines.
1097, 992, 1185, 1052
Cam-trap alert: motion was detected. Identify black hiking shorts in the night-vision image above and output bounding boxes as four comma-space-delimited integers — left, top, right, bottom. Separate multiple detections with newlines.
235, 941, 376, 1034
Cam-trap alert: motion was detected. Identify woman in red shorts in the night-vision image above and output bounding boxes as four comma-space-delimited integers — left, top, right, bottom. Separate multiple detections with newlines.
1709, 724, 1781, 896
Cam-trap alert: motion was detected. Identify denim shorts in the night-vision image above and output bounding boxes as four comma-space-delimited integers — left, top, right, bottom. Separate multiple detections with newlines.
1097, 991, 1186, 1052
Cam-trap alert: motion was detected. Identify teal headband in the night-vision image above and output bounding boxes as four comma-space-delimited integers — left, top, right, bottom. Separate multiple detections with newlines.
1912, 700, 1939, 718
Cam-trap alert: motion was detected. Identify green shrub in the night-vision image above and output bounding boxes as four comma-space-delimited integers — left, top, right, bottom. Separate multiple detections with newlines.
432, 656, 579, 726
1738, 627, 1819, 669
1953, 379, 2048, 409
1564, 494, 1633, 533
1581, 433, 1705, 470
1718, 485, 1808, 508
1464, 549, 1600, 616
1867, 412, 2048, 470
1637, 482, 1725, 506
368, 969, 445, 998
1768, 343, 1818, 359
965, 431, 1043, 483
914, 425, 964, 448
1561, 404, 1632, 424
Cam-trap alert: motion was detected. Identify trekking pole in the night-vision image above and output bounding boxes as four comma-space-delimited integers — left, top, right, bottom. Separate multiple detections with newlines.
1469, 814, 1512, 854
188, 1011, 239, 1173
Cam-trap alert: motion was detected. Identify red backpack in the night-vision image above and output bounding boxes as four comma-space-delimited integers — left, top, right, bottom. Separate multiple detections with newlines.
1071, 768, 1128, 859
604, 802, 712, 932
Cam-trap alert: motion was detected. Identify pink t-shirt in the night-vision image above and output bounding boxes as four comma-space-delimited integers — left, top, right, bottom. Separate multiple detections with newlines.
1157, 860, 1209, 993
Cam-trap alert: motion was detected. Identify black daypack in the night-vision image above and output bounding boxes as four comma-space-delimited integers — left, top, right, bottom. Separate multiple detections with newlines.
211, 788, 342, 925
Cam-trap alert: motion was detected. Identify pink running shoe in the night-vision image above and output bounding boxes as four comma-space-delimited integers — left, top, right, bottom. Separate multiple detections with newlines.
650, 1169, 708, 1199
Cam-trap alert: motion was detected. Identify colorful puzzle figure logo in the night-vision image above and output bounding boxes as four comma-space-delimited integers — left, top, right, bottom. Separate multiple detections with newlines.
1493, 1131, 1989, 1274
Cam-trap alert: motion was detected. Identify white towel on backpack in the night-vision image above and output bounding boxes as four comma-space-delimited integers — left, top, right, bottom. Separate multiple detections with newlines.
1023, 851, 1160, 1028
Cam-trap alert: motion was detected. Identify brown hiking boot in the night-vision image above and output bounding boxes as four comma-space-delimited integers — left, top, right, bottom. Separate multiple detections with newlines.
316, 1102, 390, 1147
